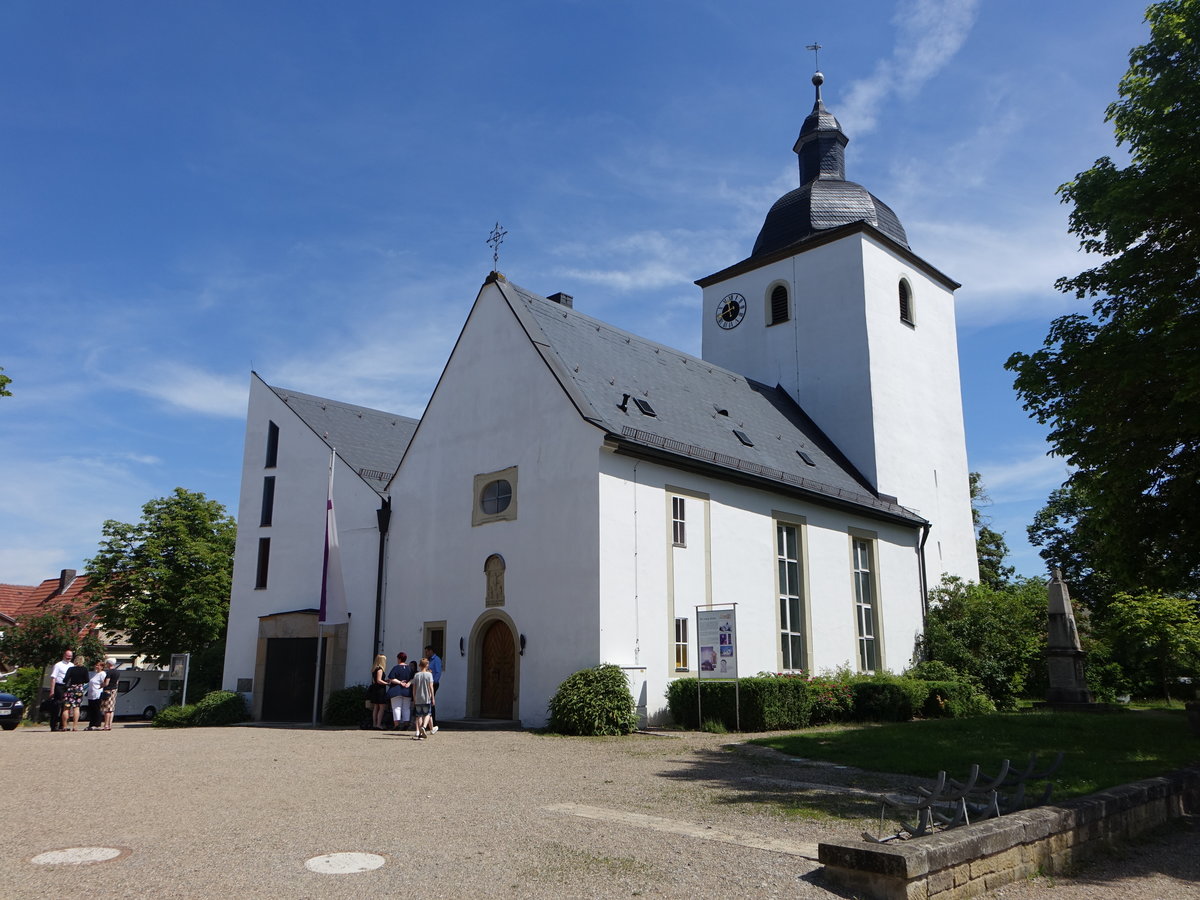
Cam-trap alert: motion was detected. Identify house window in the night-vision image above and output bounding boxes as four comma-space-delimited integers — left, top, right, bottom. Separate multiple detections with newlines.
853, 538, 878, 672
671, 496, 686, 547
674, 617, 689, 671
265, 421, 279, 468
777, 523, 805, 671
472, 466, 518, 526
259, 476, 276, 527
255, 537, 271, 589
899, 279, 914, 325
768, 283, 790, 325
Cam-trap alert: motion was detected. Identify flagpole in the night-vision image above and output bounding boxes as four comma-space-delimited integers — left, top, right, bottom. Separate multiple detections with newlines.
312, 448, 336, 726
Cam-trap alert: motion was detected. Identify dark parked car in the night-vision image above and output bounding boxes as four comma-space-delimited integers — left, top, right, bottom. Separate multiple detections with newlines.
0, 692, 25, 730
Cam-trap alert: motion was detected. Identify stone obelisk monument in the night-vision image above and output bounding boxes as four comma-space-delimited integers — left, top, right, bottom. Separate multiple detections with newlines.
1044, 568, 1094, 705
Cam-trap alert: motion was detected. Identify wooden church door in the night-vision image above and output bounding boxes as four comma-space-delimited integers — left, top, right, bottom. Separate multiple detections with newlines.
479, 619, 515, 719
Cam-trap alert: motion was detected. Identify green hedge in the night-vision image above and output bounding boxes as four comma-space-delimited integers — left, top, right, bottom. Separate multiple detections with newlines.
666, 673, 993, 731
152, 690, 248, 728
324, 684, 369, 726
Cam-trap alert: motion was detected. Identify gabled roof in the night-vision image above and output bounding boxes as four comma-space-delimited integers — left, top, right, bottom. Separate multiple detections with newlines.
495, 279, 925, 526
263, 379, 419, 492
0, 571, 96, 624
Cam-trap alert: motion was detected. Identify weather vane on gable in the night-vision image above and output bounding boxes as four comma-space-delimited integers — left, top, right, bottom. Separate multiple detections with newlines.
487, 222, 508, 272
806, 42, 822, 72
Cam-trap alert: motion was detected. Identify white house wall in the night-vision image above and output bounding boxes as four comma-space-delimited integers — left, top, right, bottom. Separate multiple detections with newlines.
223, 376, 385, 699
598, 449, 925, 725
386, 283, 604, 727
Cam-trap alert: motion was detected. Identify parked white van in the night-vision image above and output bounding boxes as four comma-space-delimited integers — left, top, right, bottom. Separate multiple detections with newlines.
85, 669, 174, 720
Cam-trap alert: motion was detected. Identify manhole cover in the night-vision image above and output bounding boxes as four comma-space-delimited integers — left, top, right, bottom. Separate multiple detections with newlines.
31, 847, 126, 866
305, 852, 386, 874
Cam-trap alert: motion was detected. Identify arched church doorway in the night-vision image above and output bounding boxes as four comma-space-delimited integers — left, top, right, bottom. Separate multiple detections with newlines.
478, 618, 516, 719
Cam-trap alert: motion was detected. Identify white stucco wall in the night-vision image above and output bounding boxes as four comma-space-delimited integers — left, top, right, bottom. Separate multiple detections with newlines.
598, 448, 925, 725
222, 376, 387, 699
700, 232, 978, 585
386, 283, 605, 728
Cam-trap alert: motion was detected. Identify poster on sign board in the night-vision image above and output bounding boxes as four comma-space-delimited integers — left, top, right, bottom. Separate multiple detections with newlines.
696, 607, 736, 680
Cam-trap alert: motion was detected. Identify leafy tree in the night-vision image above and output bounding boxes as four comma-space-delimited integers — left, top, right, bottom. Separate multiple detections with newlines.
916, 576, 1046, 710
0, 605, 106, 670
1026, 483, 1113, 610
1102, 591, 1200, 702
86, 488, 236, 665
1006, 0, 1200, 597
970, 472, 1014, 590
0, 366, 11, 397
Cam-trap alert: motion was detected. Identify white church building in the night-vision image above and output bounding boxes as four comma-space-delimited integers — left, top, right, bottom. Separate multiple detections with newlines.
222, 73, 978, 727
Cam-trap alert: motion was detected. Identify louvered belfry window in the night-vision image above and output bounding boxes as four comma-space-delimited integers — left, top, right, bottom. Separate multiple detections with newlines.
899, 279, 913, 324
770, 284, 789, 325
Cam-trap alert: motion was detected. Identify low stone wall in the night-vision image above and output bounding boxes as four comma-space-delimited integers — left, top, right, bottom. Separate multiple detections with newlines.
817, 766, 1200, 900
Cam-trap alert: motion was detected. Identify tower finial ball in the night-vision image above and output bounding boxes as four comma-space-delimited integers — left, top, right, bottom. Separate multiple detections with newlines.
812, 71, 824, 87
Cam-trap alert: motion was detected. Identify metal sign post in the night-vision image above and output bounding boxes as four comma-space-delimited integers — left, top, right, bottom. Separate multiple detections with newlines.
169, 653, 191, 706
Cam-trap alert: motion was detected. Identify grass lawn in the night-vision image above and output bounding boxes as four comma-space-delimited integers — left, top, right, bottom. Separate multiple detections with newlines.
754, 708, 1199, 800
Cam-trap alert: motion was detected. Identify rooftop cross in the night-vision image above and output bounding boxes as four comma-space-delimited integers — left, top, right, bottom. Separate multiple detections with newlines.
487, 222, 508, 272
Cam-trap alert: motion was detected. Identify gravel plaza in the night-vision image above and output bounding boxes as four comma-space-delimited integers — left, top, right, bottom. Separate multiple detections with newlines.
3, 722, 1196, 899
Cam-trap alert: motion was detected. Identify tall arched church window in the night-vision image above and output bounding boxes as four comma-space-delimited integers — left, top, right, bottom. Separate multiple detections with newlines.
899, 279, 914, 325
768, 283, 790, 325
485, 554, 506, 607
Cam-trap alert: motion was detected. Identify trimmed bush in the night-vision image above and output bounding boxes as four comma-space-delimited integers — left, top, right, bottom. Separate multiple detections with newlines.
850, 679, 916, 721
153, 703, 197, 727
547, 663, 639, 736
666, 676, 813, 731
324, 684, 369, 726
806, 675, 855, 725
920, 680, 995, 718
191, 690, 248, 726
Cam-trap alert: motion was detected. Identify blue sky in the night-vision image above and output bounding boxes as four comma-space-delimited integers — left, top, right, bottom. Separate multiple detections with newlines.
1, 1, 1149, 586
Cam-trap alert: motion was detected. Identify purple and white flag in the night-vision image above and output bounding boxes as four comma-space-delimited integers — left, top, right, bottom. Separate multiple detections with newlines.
319, 451, 349, 626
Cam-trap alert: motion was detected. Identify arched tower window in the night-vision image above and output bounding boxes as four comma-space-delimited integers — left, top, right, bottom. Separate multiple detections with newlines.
898, 279, 914, 325
768, 283, 790, 326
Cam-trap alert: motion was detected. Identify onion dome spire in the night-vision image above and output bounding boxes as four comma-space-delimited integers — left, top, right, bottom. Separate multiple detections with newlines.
750, 70, 909, 258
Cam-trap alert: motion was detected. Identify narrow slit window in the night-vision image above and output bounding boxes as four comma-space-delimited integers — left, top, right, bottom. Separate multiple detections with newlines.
260, 476, 276, 526
255, 537, 271, 589
265, 421, 280, 468
671, 496, 686, 546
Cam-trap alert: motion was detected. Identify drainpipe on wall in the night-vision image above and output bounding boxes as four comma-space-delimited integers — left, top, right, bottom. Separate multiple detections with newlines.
917, 522, 931, 637
373, 497, 392, 655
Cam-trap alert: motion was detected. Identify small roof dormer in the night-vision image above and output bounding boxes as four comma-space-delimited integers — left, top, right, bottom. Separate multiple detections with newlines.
751, 72, 909, 258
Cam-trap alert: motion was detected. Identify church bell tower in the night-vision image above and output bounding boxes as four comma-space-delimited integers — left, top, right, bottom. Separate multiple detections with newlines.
698, 71, 978, 583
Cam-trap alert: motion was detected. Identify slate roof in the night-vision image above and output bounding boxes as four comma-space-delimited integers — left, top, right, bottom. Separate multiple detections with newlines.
498, 280, 924, 526
266, 381, 419, 492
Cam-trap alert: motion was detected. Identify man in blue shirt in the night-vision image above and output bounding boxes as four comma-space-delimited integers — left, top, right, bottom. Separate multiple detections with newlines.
424, 645, 442, 726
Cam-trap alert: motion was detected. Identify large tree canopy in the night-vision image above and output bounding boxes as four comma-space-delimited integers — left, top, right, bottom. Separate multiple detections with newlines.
86, 488, 236, 665
1006, 0, 1200, 597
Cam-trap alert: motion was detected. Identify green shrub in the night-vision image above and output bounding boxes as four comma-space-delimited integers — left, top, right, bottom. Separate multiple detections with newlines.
920, 680, 995, 718
547, 663, 638, 736
906, 660, 960, 682
324, 684, 369, 726
806, 675, 855, 724
666, 678, 737, 730
2, 666, 43, 709
851, 678, 916, 721
153, 703, 197, 727
191, 690, 248, 726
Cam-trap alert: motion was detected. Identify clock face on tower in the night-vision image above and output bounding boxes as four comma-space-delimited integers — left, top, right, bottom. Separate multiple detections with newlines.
715, 292, 747, 329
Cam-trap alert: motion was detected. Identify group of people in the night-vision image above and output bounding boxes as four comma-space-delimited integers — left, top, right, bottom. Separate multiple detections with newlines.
48, 649, 120, 732
368, 645, 442, 740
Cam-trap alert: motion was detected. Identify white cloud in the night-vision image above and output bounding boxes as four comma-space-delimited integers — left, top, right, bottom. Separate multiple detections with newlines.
975, 447, 1071, 503
120, 362, 250, 419
840, 0, 981, 137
